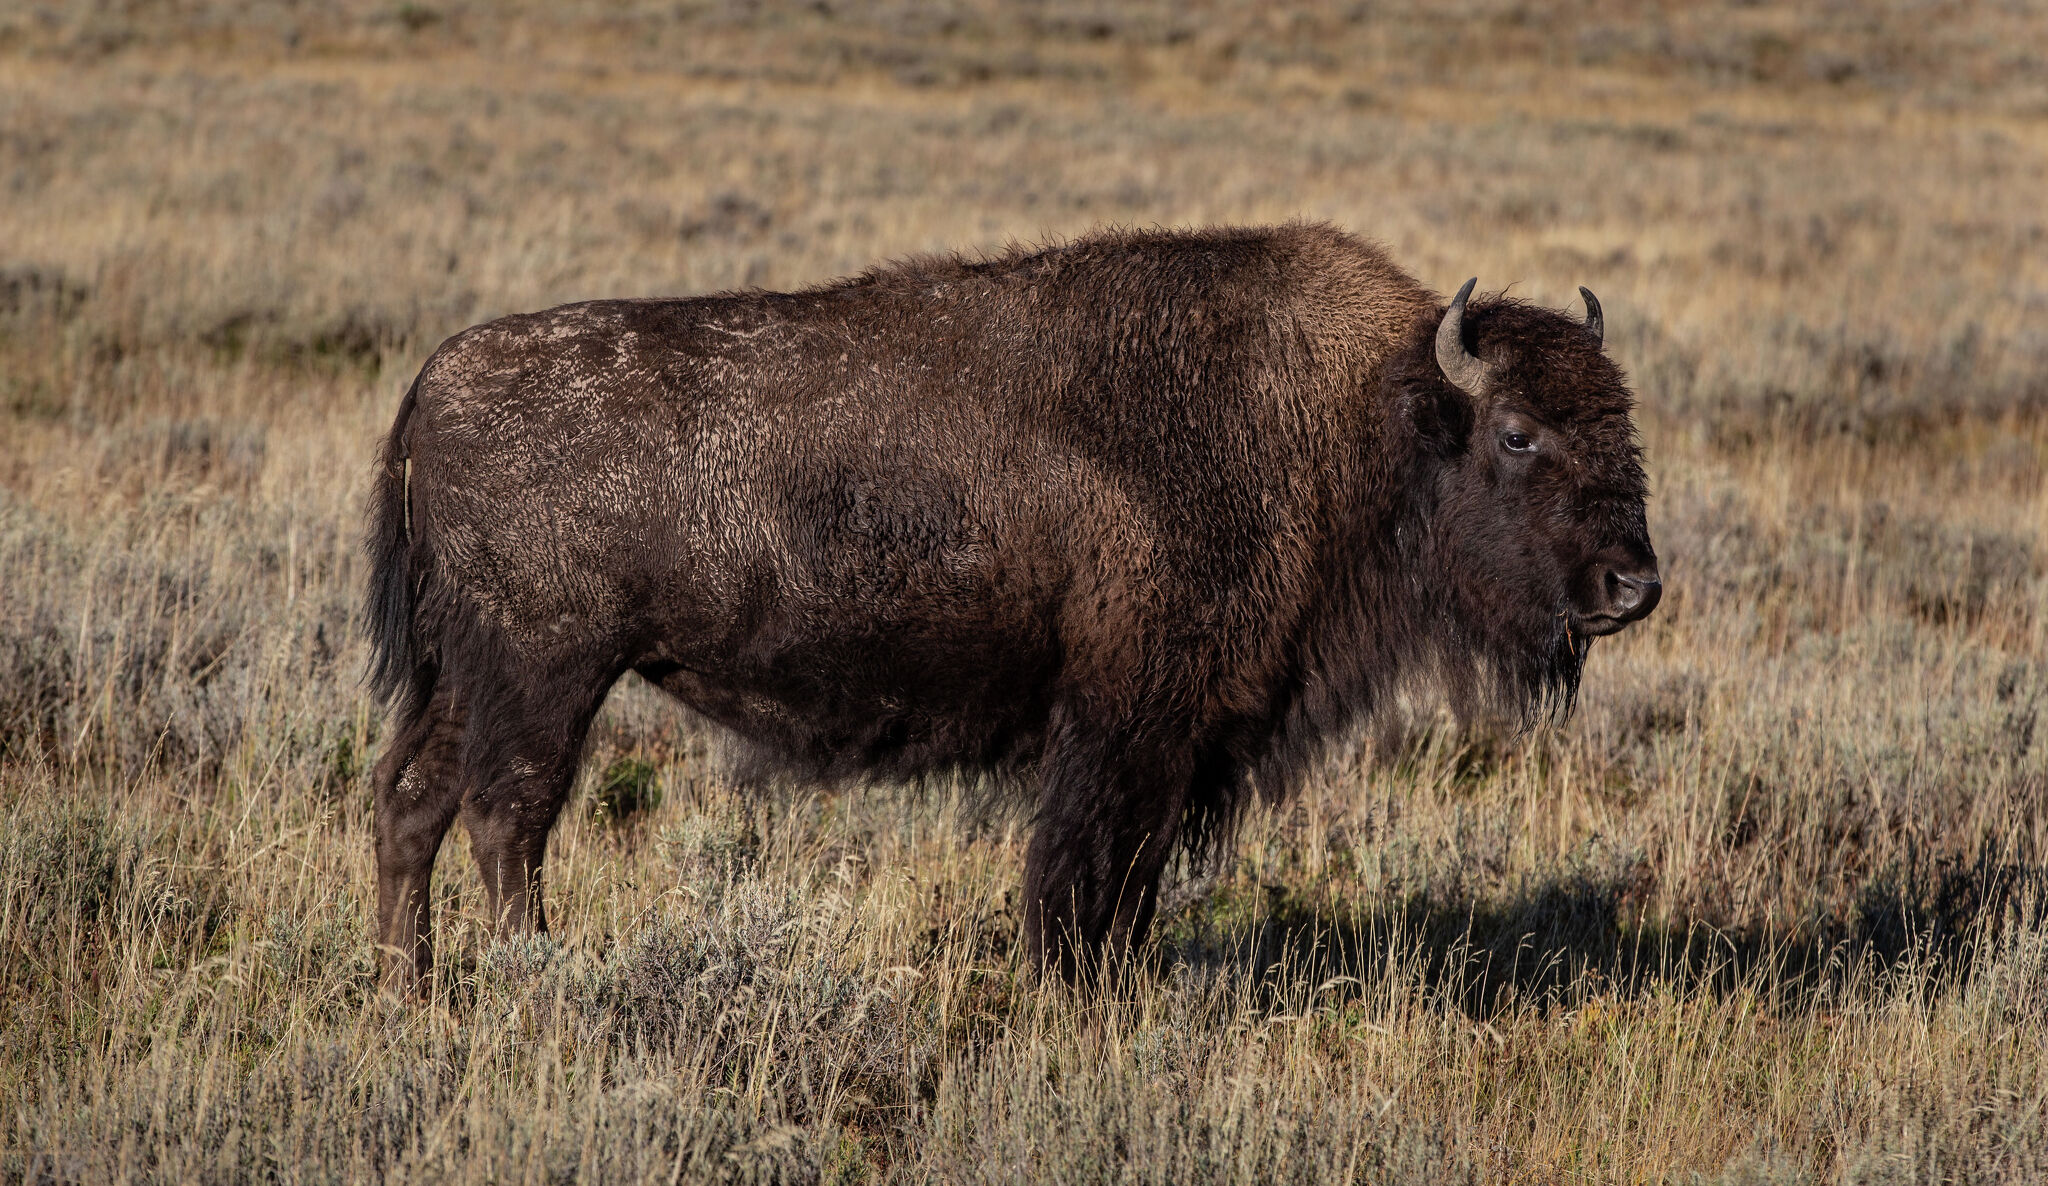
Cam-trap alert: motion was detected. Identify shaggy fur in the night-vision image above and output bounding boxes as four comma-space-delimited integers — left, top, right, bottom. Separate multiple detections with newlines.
364, 223, 1658, 988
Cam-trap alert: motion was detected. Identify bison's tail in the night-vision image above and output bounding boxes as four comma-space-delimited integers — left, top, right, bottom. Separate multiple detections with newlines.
365, 369, 434, 721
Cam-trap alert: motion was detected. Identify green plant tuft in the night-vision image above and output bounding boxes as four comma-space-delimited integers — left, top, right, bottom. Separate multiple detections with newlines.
591, 755, 663, 825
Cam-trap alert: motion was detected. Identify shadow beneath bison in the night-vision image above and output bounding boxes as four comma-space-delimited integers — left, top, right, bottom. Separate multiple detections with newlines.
1162, 844, 2048, 1018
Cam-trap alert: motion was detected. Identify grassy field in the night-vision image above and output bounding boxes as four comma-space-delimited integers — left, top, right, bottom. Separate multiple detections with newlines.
3, 2, 2046, 1181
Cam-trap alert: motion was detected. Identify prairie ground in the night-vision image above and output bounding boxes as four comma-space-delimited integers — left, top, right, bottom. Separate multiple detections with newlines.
2, 3, 2046, 1182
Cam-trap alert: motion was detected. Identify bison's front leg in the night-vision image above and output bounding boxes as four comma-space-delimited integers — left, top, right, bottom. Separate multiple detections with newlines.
1023, 717, 1192, 983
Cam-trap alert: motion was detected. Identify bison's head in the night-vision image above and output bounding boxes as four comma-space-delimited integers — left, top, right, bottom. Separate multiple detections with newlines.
1406, 278, 1660, 716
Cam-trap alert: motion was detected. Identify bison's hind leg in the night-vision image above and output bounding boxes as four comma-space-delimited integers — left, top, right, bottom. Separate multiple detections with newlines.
455, 655, 621, 939
373, 682, 467, 995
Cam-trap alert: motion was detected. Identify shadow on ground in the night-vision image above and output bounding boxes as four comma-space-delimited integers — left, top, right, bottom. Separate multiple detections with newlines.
1163, 843, 2048, 1017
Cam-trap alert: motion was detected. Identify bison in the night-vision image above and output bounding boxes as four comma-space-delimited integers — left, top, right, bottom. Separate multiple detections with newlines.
365, 223, 1660, 991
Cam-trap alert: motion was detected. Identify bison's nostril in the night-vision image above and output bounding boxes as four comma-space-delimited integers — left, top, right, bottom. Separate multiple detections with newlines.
1607, 570, 1662, 619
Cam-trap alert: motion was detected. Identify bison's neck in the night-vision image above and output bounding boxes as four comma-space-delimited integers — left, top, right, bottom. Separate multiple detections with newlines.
1242, 327, 1449, 806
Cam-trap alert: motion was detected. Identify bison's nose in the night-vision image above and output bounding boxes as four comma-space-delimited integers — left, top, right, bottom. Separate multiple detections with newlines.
1604, 567, 1662, 622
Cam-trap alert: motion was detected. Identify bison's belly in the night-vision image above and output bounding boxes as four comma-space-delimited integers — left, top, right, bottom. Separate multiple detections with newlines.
639, 607, 1059, 782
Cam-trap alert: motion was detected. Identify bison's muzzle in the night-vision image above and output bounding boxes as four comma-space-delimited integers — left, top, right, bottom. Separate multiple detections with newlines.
1575, 552, 1663, 636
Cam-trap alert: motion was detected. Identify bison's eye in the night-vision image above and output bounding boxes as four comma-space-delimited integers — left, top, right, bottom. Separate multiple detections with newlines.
1501, 430, 1536, 455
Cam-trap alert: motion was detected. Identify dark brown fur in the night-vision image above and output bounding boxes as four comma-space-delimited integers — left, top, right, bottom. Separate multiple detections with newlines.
364, 223, 1658, 989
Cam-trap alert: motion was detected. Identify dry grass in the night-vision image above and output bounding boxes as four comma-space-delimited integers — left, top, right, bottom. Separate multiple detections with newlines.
3, 2, 2046, 1181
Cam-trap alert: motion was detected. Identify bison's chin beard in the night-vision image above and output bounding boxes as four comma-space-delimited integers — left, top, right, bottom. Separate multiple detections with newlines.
1438, 599, 1592, 731
1523, 604, 1592, 722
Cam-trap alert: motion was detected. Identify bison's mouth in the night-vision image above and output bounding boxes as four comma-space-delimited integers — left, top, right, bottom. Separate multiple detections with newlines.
1569, 612, 1634, 638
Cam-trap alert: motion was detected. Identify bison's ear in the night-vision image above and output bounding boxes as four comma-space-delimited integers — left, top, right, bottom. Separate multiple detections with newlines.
1403, 364, 1475, 457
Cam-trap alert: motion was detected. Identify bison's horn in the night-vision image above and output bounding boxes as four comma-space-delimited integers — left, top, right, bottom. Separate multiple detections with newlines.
1435, 277, 1486, 395
1578, 286, 1604, 345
